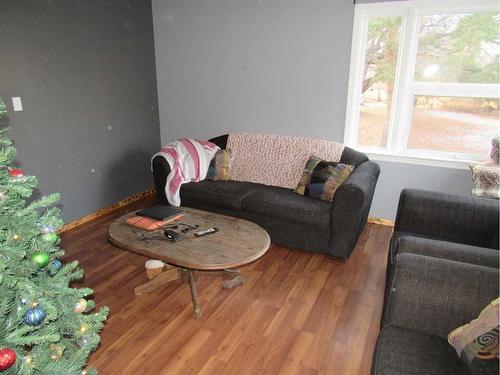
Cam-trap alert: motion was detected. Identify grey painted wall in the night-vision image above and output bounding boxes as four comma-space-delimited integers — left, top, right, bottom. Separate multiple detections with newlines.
152, 0, 473, 220
0, 0, 160, 222
153, 0, 354, 142
372, 161, 472, 219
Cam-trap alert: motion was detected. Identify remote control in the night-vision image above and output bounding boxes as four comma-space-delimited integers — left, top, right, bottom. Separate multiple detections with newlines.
194, 227, 219, 237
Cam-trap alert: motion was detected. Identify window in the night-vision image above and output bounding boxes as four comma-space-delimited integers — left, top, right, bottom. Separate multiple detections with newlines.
345, 0, 500, 165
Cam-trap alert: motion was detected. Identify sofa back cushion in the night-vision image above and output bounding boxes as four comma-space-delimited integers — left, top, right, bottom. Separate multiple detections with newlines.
339, 146, 369, 167
208, 134, 229, 150
224, 133, 345, 189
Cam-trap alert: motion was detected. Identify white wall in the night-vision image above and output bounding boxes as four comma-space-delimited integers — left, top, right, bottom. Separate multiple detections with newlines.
152, 0, 474, 220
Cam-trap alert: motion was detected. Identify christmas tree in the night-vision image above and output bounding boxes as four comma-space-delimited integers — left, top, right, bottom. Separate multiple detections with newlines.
0, 99, 108, 374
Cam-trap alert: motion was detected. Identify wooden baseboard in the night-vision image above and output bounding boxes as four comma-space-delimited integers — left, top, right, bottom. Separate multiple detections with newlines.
368, 217, 395, 227
58, 188, 156, 234
58, 187, 394, 234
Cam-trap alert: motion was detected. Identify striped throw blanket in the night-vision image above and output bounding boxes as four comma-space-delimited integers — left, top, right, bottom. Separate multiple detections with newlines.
152, 139, 220, 206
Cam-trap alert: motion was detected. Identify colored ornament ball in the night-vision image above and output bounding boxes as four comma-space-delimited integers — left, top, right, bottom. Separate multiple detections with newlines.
78, 336, 90, 348
51, 259, 62, 271
74, 298, 88, 313
48, 343, 65, 361
31, 252, 50, 268
24, 305, 46, 326
0, 348, 16, 371
40, 224, 54, 234
8, 168, 24, 178
42, 231, 58, 244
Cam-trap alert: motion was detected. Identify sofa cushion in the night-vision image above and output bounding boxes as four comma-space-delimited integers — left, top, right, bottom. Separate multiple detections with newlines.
372, 325, 467, 375
395, 234, 500, 269
180, 180, 259, 211
339, 146, 369, 166
241, 185, 331, 227
206, 149, 232, 181
295, 156, 354, 201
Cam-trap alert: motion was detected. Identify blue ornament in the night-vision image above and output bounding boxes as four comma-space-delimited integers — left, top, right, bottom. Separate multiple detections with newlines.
51, 259, 62, 271
24, 306, 46, 326
40, 225, 54, 234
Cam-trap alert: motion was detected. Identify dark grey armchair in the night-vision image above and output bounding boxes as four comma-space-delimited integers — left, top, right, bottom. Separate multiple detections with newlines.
388, 189, 499, 269
373, 253, 499, 375
383, 189, 499, 324
387, 189, 499, 283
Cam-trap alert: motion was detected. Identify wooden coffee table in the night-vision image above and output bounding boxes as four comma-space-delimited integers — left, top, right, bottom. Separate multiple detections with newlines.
108, 207, 271, 318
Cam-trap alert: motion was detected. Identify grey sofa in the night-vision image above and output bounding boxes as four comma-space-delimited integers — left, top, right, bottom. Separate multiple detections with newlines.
373, 253, 499, 375
152, 134, 380, 259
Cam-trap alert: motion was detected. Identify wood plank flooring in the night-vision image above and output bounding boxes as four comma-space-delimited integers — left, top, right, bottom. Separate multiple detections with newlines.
61, 200, 392, 375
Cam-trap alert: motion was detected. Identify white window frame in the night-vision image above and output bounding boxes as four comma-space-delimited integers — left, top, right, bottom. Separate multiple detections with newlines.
344, 0, 500, 169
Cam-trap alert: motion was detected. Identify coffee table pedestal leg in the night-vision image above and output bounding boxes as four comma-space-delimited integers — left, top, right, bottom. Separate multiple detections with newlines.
187, 269, 201, 319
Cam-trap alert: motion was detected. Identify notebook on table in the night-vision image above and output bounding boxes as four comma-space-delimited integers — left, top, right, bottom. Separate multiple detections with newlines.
127, 205, 184, 230
136, 205, 182, 221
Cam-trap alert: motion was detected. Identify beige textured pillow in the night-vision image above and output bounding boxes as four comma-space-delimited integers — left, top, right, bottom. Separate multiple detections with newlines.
448, 298, 499, 374
470, 163, 499, 199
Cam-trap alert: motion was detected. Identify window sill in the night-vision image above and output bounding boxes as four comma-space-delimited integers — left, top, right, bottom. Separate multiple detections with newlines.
364, 151, 480, 170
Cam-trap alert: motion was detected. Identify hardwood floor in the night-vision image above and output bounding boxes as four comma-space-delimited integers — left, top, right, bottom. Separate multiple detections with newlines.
61, 200, 392, 375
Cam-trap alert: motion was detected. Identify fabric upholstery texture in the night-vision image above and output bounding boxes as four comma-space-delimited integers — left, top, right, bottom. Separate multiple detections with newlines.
180, 180, 259, 211
383, 189, 500, 332
339, 146, 369, 167
394, 189, 500, 250
206, 149, 232, 181
470, 163, 500, 199
448, 298, 499, 375
372, 325, 467, 375
241, 185, 332, 227
295, 156, 354, 201
226, 133, 344, 189
392, 234, 500, 269
329, 160, 380, 258
384, 254, 499, 339
374, 253, 499, 375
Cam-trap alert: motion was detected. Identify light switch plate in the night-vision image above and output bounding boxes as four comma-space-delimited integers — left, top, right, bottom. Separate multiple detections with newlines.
12, 97, 23, 112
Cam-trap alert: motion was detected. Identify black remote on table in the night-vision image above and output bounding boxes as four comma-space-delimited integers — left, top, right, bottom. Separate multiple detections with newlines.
194, 227, 219, 237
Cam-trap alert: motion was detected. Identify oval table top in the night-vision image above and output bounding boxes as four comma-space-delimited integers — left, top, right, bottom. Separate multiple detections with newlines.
108, 207, 271, 270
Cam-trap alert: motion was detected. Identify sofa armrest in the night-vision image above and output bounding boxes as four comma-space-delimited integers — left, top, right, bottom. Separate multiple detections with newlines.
329, 160, 380, 258
152, 156, 171, 205
395, 189, 499, 249
384, 253, 499, 339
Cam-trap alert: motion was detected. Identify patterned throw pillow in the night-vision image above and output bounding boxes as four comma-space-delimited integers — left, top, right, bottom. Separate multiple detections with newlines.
470, 163, 500, 199
295, 156, 354, 201
206, 149, 232, 181
448, 298, 499, 375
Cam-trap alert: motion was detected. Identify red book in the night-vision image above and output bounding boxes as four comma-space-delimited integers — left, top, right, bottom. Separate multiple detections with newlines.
126, 213, 184, 230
